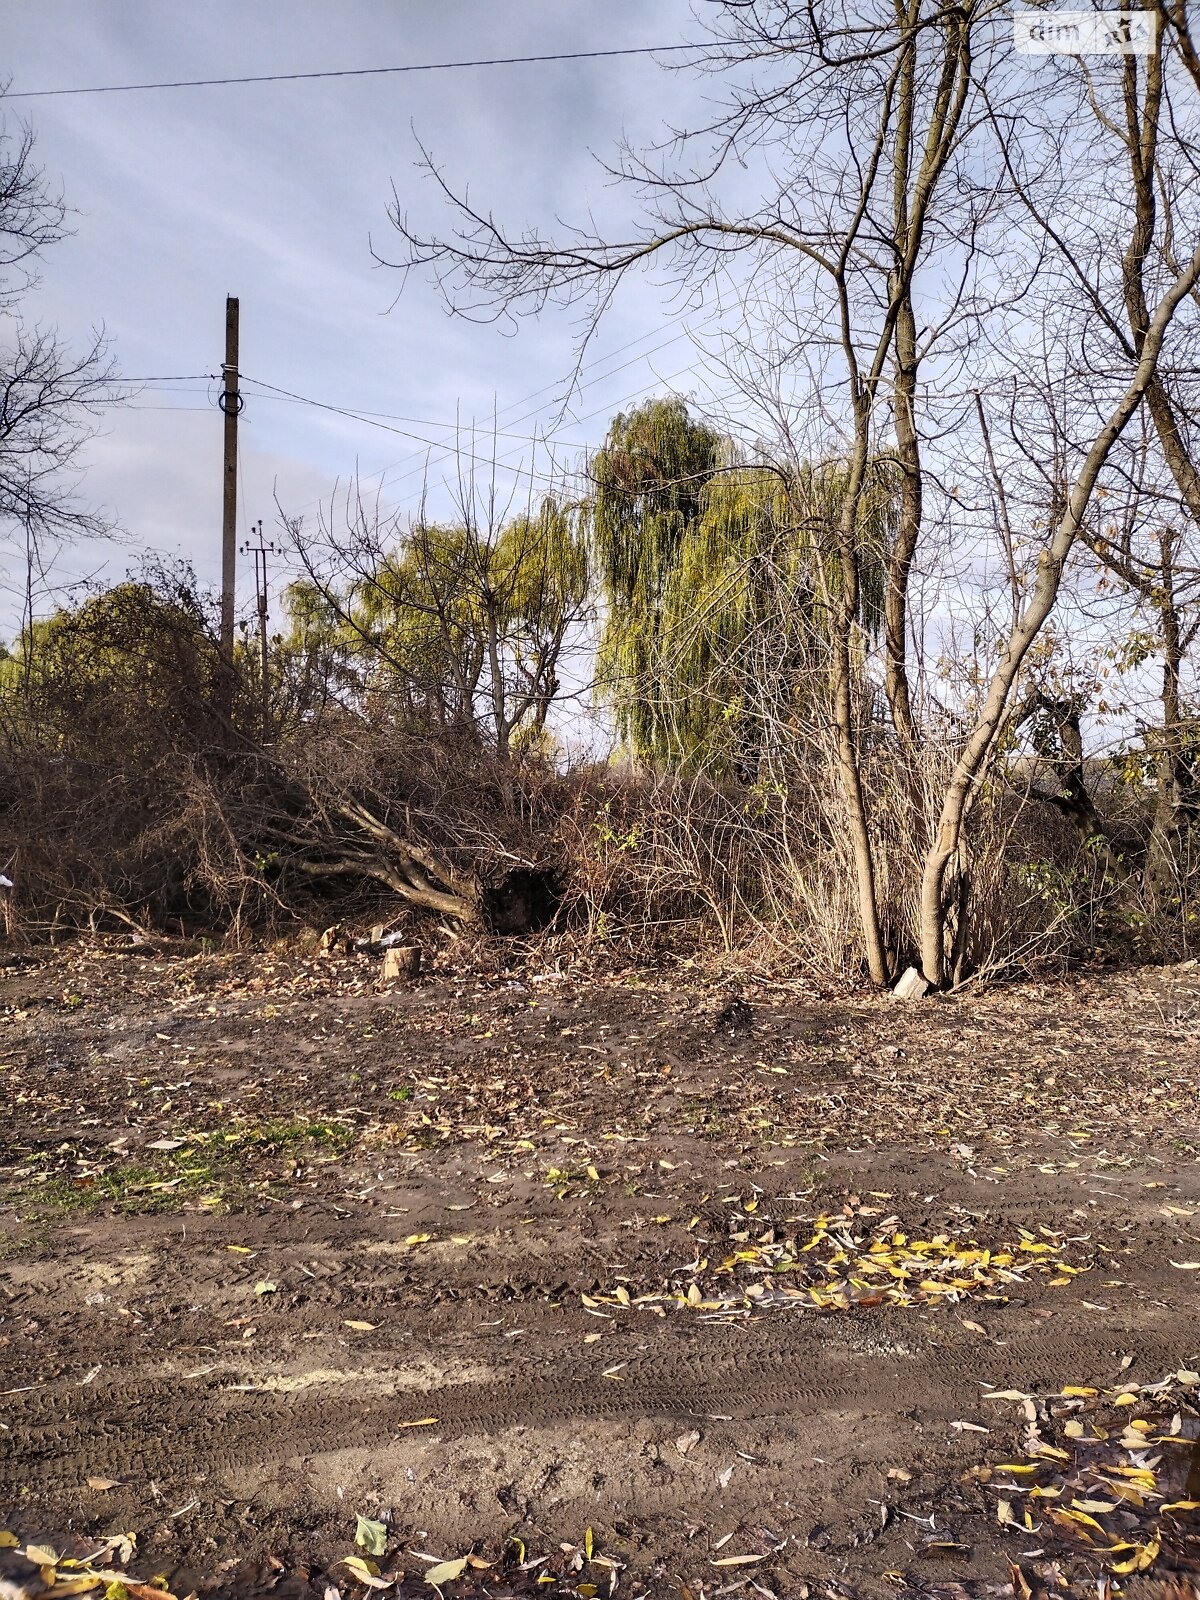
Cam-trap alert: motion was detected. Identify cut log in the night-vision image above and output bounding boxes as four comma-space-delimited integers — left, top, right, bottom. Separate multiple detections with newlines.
382, 945, 421, 981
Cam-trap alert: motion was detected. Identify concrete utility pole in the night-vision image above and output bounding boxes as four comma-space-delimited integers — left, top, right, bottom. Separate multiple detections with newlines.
241, 520, 278, 744
219, 295, 241, 664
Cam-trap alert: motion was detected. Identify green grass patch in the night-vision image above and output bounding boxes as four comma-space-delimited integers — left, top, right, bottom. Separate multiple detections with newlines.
195, 1117, 357, 1156
8, 1117, 359, 1218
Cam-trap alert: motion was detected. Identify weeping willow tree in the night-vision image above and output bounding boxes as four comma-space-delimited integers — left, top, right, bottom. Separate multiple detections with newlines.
353, 521, 494, 736
589, 398, 723, 759
589, 398, 894, 774
283, 492, 589, 757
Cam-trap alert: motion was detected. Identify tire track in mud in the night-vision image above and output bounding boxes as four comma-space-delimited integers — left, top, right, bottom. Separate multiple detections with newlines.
0, 1312, 1159, 1496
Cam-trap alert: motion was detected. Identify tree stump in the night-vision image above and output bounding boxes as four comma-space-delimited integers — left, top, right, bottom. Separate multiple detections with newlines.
381, 945, 421, 981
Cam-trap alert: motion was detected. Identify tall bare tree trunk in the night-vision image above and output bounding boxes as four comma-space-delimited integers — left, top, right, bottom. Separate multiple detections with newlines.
831, 609, 890, 985
887, 298, 922, 762
884, 1, 924, 767
1148, 529, 1194, 887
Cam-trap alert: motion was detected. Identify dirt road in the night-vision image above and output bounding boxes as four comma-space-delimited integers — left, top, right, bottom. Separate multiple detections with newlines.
2, 942, 1199, 1597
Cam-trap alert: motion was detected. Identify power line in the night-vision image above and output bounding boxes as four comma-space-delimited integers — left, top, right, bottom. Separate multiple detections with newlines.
372, 358, 710, 511
372, 348, 705, 502
239, 374, 601, 451
459, 316, 694, 434
100, 321, 694, 518
239, 383, 558, 435
277, 318, 696, 517
82, 335, 698, 492
247, 383, 594, 497
7, 44, 695, 101
242, 356, 710, 545
106, 374, 217, 383
76, 331, 706, 534
239, 372, 583, 455
462, 330, 694, 448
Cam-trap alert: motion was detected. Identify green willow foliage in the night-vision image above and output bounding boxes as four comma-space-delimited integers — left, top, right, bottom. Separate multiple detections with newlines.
282, 496, 588, 749
588, 398, 894, 773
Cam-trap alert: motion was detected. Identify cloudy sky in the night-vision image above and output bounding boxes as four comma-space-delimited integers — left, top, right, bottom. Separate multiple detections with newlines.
3, 2, 713, 630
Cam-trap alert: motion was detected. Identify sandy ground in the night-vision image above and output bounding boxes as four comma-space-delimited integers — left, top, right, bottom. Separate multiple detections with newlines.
2, 940, 1199, 1598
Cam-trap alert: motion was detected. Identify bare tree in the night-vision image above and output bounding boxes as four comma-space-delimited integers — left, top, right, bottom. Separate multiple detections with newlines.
917, 5, 1200, 980
1086, 485, 1200, 885
1, 105, 115, 563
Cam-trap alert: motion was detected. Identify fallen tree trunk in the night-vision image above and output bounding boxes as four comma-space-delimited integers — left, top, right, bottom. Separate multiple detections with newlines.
282, 796, 560, 931
284, 799, 474, 920
292, 855, 471, 919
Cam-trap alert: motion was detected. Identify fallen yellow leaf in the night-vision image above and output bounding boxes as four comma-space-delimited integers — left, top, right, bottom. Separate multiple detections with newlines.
1045, 1508, 1101, 1543
1109, 1533, 1160, 1575
424, 1556, 468, 1586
